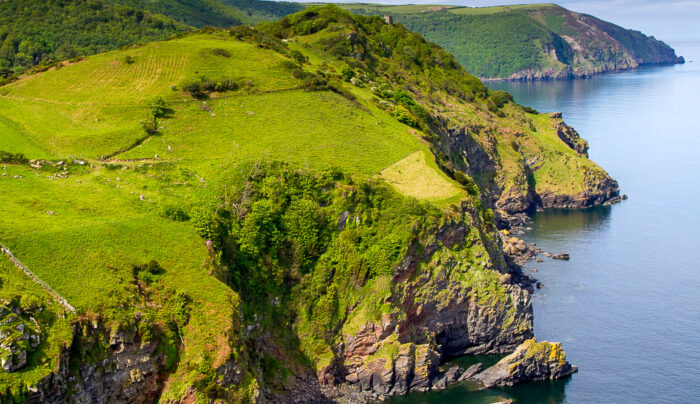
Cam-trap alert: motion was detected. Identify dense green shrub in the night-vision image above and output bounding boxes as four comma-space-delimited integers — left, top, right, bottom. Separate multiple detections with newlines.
290, 49, 308, 64
161, 205, 190, 222
148, 96, 168, 118
211, 48, 231, 57
341, 66, 355, 81
228, 24, 289, 55
392, 105, 418, 127
190, 207, 220, 245
489, 90, 513, 108
523, 106, 540, 114
141, 114, 158, 135
132, 259, 164, 283
0, 151, 29, 164
182, 77, 252, 99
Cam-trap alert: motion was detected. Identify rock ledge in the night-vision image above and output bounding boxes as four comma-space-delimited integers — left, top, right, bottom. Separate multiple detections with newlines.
472, 338, 577, 388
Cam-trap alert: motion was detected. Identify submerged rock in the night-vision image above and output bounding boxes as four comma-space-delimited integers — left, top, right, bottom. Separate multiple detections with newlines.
472, 339, 577, 388
552, 253, 570, 261
457, 363, 483, 382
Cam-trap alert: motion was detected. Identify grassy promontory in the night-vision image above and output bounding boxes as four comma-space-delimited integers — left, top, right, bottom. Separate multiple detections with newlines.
0, 5, 612, 401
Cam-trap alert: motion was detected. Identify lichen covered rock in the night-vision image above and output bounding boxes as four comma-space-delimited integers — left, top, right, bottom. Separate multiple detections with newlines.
0, 300, 41, 373
472, 338, 578, 388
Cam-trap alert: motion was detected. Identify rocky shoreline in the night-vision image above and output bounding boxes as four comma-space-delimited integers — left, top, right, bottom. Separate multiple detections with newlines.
481, 59, 685, 82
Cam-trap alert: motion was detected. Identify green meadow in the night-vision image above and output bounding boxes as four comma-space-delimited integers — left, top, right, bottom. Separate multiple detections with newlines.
0, 26, 468, 396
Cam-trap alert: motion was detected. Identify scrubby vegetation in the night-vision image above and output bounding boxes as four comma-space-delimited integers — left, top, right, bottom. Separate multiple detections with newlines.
0, 0, 303, 79
0, 0, 188, 77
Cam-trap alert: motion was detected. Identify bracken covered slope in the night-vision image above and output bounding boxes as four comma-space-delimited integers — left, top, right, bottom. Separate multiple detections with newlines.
0, 6, 615, 402
342, 3, 684, 80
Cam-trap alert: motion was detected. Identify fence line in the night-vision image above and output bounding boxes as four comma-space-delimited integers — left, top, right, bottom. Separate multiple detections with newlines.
0, 243, 76, 313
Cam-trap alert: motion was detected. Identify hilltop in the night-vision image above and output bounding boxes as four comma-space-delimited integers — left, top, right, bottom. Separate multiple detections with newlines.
0, 5, 615, 402
342, 3, 684, 80
0, 0, 302, 77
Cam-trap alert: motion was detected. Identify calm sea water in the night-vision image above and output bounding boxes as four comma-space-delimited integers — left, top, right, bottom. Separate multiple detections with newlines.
392, 41, 700, 403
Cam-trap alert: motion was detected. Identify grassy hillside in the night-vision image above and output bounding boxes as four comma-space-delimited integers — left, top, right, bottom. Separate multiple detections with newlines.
0, 0, 302, 78
342, 3, 683, 80
0, 5, 616, 401
0, 16, 463, 399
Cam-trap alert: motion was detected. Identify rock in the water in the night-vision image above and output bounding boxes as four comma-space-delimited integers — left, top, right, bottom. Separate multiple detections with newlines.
472, 339, 577, 388
552, 253, 570, 261
603, 196, 622, 206
444, 365, 461, 383
544, 252, 552, 257
536, 258, 543, 263
458, 363, 483, 382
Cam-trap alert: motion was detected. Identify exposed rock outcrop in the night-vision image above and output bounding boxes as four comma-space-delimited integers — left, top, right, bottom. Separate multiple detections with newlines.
0, 301, 41, 373
552, 115, 588, 156
472, 338, 578, 388
315, 214, 534, 401
434, 113, 619, 220
25, 319, 164, 404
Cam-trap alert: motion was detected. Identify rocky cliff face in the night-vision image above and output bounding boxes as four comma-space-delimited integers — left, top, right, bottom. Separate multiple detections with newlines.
432, 110, 619, 222
311, 213, 534, 401
26, 320, 163, 404
495, 6, 684, 81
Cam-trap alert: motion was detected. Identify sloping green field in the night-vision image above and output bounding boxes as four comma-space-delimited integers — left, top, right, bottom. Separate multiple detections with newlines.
0, 29, 464, 395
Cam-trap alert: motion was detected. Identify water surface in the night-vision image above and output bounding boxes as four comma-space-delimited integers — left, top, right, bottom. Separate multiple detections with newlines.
394, 41, 700, 403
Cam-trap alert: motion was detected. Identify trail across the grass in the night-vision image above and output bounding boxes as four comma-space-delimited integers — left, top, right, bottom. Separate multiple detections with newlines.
0, 243, 76, 313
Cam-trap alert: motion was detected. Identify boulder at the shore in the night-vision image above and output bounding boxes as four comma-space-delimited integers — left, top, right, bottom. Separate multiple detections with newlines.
472, 339, 577, 388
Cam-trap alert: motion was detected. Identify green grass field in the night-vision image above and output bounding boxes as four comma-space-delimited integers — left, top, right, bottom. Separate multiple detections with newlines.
0, 27, 467, 396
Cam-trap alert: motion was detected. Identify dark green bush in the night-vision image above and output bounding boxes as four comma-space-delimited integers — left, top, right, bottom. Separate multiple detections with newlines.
0, 151, 29, 164
279, 60, 298, 71
190, 207, 220, 245
161, 205, 190, 222
211, 48, 230, 57
341, 66, 355, 81
148, 96, 168, 118
392, 105, 418, 127
290, 50, 308, 64
488, 90, 513, 108
132, 260, 164, 283
141, 115, 158, 135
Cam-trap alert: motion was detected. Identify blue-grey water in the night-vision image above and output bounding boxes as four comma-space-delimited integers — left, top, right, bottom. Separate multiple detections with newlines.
392, 41, 700, 403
